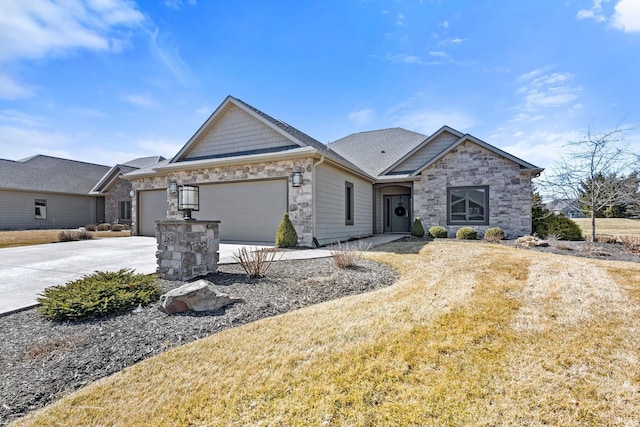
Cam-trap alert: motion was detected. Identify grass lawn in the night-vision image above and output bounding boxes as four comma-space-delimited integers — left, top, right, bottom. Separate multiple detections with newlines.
12, 240, 640, 426
0, 229, 132, 249
571, 217, 640, 236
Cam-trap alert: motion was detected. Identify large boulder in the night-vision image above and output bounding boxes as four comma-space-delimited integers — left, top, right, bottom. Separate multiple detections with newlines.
159, 279, 241, 314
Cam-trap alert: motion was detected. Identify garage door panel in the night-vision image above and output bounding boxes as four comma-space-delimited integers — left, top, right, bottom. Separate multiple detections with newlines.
139, 190, 167, 237
198, 180, 287, 243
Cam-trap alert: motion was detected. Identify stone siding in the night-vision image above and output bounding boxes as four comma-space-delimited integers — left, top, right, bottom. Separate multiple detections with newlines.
104, 177, 133, 226
129, 157, 315, 246
415, 140, 534, 238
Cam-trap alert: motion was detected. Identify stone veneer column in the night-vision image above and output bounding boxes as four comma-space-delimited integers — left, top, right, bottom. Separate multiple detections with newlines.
156, 220, 220, 281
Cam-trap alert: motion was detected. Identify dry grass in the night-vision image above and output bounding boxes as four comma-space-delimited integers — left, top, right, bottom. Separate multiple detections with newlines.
0, 229, 132, 248
572, 217, 640, 236
12, 241, 640, 426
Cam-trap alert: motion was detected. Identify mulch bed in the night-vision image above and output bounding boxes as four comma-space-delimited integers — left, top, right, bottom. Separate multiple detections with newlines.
0, 257, 397, 426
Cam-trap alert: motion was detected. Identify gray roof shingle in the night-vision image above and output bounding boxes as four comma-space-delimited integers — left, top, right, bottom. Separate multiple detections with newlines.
0, 155, 110, 194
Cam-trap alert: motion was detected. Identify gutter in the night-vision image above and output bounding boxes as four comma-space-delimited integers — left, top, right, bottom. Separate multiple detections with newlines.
311, 155, 326, 247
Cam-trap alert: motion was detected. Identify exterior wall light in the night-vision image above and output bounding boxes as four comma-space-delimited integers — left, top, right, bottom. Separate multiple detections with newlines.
129, 189, 135, 198
169, 180, 178, 194
292, 171, 303, 187
178, 185, 199, 220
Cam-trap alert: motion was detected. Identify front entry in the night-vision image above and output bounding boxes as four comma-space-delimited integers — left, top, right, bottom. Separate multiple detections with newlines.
383, 195, 411, 233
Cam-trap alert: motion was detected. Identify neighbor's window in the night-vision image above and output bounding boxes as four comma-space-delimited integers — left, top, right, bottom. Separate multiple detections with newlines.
35, 199, 47, 219
345, 181, 354, 226
119, 201, 132, 221
447, 186, 489, 225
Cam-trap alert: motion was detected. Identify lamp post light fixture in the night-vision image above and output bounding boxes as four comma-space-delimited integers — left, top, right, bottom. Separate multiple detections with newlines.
169, 180, 178, 194
178, 185, 199, 220
292, 171, 303, 187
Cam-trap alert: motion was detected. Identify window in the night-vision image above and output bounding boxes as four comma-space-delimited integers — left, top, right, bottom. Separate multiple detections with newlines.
447, 186, 489, 225
34, 199, 47, 219
345, 181, 354, 226
119, 201, 132, 221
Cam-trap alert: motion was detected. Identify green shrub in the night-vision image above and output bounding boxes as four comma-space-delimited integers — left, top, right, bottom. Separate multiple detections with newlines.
37, 269, 162, 321
111, 224, 125, 232
58, 230, 93, 242
456, 227, 478, 240
483, 227, 505, 242
97, 223, 111, 231
533, 214, 583, 241
275, 213, 298, 248
410, 218, 425, 238
428, 226, 448, 238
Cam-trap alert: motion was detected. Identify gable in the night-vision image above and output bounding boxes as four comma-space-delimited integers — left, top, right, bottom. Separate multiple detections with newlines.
387, 130, 461, 175
421, 139, 522, 175
178, 102, 299, 161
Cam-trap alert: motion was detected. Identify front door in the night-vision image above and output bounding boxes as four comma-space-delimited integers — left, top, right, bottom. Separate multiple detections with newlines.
383, 195, 411, 233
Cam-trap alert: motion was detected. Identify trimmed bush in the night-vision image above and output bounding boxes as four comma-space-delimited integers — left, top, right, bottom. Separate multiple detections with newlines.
275, 213, 298, 248
483, 227, 505, 242
428, 226, 448, 238
58, 230, 93, 242
456, 227, 478, 240
37, 269, 161, 321
111, 224, 125, 232
85, 224, 98, 231
97, 223, 111, 231
410, 218, 425, 238
533, 214, 583, 241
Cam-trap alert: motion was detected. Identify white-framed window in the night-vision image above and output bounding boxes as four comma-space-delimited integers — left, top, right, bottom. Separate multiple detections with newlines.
35, 199, 47, 219
447, 186, 489, 225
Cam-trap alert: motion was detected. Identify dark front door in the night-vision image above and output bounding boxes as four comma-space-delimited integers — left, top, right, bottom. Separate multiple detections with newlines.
384, 195, 411, 233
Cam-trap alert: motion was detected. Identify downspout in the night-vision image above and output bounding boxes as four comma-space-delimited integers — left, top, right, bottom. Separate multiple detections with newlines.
312, 155, 326, 247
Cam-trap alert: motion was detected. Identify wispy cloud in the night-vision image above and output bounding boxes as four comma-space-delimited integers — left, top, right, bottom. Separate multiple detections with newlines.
577, 0, 606, 22
513, 68, 582, 120
122, 94, 158, 107
163, 0, 198, 11
386, 95, 477, 134
148, 27, 197, 86
0, 74, 35, 100
348, 108, 375, 126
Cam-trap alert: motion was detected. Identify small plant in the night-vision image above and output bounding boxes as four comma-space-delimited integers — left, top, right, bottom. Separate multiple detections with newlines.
428, 226, 448, 238
410, 218, 425, 238
483, 227, 505, 242
233, 247, 281, 278
619, 235, 640, 253
37, 269, 161, 321
58, 230, 93, 242
456, 227, 478, 240
111, 224, 125, 232
85, 224, 98, 231
329, 240, 372, 269
275, 213, 298, 248
97, 223, 111, 231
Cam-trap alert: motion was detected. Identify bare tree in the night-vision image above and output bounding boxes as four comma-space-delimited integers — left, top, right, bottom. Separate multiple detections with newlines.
543, 124, 638, 242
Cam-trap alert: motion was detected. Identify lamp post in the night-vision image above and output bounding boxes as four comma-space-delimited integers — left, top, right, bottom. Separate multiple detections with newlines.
178, 185, 199, 220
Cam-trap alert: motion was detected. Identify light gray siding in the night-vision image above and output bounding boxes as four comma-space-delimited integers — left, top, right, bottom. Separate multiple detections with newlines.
0, 190, 99, 229
389, 131, 460, 174
138, 190, 167, 236
315, 164, 372, 246
183, 104, 295, 160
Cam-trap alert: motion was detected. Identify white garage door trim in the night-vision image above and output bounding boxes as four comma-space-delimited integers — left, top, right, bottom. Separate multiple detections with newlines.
138, 189, 167, 237
198, 179, 287, 243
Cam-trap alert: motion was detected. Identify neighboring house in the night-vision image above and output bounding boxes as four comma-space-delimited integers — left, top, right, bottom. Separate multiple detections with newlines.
0, 155, 164, 230
545, 199, 585, 218
125, 96, 543, 245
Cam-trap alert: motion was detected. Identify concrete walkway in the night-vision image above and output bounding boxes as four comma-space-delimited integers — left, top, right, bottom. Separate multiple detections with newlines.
0, 234, 405, 316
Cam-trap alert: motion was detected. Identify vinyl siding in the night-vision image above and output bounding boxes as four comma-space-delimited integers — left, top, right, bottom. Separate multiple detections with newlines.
0, 190, 100, 229
389, 131, 460, 174
183, 103, 295, 160
315, 164, 372, 246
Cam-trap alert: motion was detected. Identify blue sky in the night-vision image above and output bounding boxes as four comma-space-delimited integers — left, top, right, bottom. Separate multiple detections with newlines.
0, 0, 639, 172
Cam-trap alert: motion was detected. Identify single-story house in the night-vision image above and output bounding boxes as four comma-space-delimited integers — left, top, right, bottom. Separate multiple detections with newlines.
125, 95, 543, 245
545, 199, 585, 218
0, 155, 164, 230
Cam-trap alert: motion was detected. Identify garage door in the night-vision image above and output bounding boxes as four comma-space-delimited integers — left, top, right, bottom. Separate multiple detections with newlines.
138, 190, 167, 236
199, 179, 287, 243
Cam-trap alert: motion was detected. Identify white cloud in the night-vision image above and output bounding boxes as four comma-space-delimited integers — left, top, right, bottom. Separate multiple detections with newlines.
0, 74, 35, 100
0, 124, 72, 160
514, 69, 582, 117
163, 0, 197, 10
0, 0, 144, 63
613, 0, 640, 32
387, 101, 477, 134
122, 94, 158, 107
148, 27, 197, 85
577, 0, 606, 22
348, 108, 375, 126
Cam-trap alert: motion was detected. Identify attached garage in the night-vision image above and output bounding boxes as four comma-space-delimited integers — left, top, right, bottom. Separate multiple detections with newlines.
198, 179, 287, 243
138, 189, 167, 237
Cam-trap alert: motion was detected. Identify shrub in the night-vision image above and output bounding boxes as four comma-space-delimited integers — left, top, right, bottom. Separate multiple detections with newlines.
111, 224, 125, 232
483, 227, 505, 242
97, 223, 111, 231
58, 230, 93, 242
533, 214, 583, 241
456, 227, 478, 240
329, 240, 372, 269
85, 224, 98, 231
410, 218, 425, 238
428, 226, 448, 238
275, 213, 298, 248
37, 269, 161, 321
619, 235, 640, 253
233, 247, 281, 278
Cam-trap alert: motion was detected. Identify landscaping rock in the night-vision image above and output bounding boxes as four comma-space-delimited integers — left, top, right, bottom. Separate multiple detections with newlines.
158, 280, 241, 314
